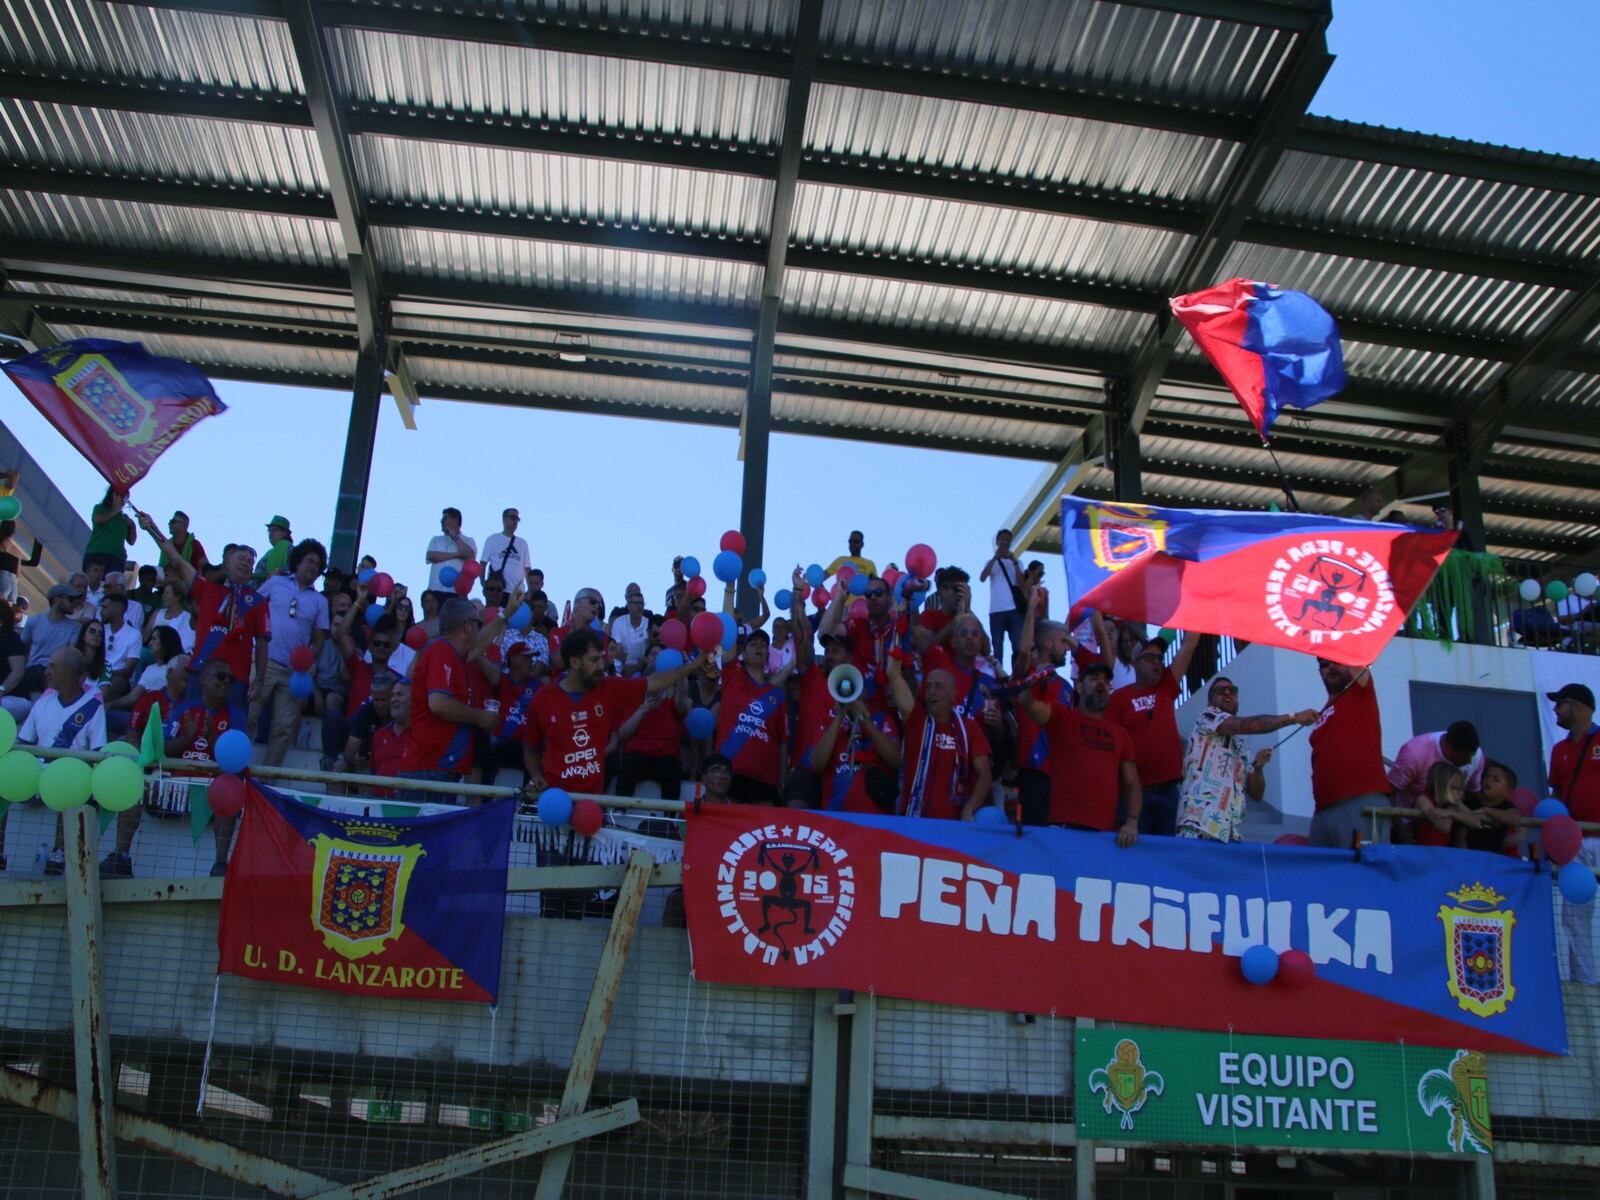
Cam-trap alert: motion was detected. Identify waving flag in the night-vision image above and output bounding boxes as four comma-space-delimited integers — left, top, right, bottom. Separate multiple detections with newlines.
2, 338, 226, 489
1061, 498, 1456, 666
218, 784, 515, 1003
1171, 279, 1345, 439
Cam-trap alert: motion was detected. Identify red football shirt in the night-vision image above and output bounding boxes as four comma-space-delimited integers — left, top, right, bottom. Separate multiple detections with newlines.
1309, 679, 1389, 811
1550, 723, 1600, 823
371, 723, 406, 781
715, 667, 790, 787
188, 576, 262, 682
624, 692, 684, 758
128, 688, 182, 739
899, 705, 990, 820
1107, 669, 1184, 786
170, 700, 248, 778
794, 665, 838, 769
1016, 674, 1073, 772
400, 638, 476, 776
524, 676, 647, 793
921, 644, 990, 718
827, 710, 901, 814
1043, 704, 1134, 830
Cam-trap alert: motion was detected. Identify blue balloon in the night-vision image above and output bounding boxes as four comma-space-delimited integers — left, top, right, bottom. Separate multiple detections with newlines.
680, 555, 701, 579
1534, 798, 1570, 821
507, 604, 532, 630
439, 565, 459, 587
289, 670, 314, 700
718, 611, 737, 650
804, 563, 825, 589
686, 706, 715, 739
365, 602, 387, 626
848, 573, 869, 596
773, 588, 794, 611
713, 550, 743, 583
1559, 864, 1598, 906
748, 568, 767, 589
974, 805, 1010, 828
214, 729, 252, 775
539, 788, 573, 827
1241, 944, 1279, 985
590, 617, 604, 633
655, 648, 684, 673
357, 568, 376, 584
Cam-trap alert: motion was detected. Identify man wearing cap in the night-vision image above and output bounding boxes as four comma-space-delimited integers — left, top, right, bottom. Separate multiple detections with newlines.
17, 582, 84, 700
15, 647, 106, 875
255, 516, 293, 581
1549, 682, 1600, 983
1018, 661, 1140, 844
478, 636, 542, 778
167, 511, 207, 571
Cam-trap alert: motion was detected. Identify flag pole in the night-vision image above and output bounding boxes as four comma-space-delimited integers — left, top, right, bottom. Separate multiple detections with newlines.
1262, 439, 1301, 512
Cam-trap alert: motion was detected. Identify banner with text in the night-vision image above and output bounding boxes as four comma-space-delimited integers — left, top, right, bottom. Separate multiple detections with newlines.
683, 807, 1565, 1055
1076, 1028, 1490, 1154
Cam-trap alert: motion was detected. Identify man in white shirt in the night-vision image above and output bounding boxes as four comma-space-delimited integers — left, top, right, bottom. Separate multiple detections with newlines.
17, 646, 107, 875
100, 592, 144, 703
479, 508, 530, 591
250, 539, 331, 766
426, 507, 478, 595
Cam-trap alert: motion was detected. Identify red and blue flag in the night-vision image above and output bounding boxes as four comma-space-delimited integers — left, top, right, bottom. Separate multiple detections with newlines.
1171, 278, 1345, 439
2, 337, 225, 489
1062, 497, 1456, 666
218, 784, 516, 1003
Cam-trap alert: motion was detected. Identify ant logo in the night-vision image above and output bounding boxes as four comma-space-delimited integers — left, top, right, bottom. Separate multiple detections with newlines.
721, 833, 854, 968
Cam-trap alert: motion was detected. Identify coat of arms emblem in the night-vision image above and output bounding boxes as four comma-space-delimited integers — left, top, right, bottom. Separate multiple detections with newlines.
1437, 882, 1515, 1018
1086, 503, 1167, 572
1417, 1049, 1492, 1153
309, 831, 426, 960
1088, 1038, 1166, 1130
46, 347, 157, 445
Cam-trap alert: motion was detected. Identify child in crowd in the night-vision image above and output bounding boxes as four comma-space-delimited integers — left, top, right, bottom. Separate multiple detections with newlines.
1413, 762, 1479, 848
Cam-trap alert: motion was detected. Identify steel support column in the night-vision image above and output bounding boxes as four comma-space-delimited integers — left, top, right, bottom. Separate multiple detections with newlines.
329, 341, 385, 573
1107, 384, 1143, 503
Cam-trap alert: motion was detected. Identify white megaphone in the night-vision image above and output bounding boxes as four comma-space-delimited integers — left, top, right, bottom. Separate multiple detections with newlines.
828, 663, 865, 705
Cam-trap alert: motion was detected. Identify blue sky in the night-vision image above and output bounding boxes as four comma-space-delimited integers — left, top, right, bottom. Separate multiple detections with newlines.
4, 1, 1596, 612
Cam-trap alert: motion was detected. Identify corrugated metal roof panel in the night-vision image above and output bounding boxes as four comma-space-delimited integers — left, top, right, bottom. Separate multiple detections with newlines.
406, 354, 745, 415
328, 26, 785, 146
819, 0, 1297, 115
804, 84, 1240, 205
774, 387, 1074, 454
783, 268, 1152, 351
354, 136, 772, 239
12, 279, 355, 327
1524, 370, 1600, 418
47, 323, 356, 379
373, 227, 761, 305
473, 0, 798, 45
395, 314, 749, 366
775, 352, 1096, 404
1256, 149, 1600, 266
0, 191, 343, 267
0, 0, 301, 93
1, 99, 326, 193
790, 182, 1191, 290
1218, 243, 1565, 342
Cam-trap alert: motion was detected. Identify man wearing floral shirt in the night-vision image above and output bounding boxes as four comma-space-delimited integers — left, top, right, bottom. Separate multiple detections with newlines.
1177, 676, 1317, 842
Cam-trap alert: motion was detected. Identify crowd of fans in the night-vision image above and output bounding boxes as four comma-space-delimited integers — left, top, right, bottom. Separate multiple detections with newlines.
0, 488, 1596, 979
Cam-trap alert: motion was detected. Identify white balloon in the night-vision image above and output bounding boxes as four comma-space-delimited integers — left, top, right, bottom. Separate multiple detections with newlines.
1518, 577, 1542, 603
1576, 572, 1599, 599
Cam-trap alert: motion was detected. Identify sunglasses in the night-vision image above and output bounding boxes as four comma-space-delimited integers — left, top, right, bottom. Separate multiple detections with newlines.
370, 640, 394, 650
288, 596, 299, 619
211, 672, 236, 684
1211, 685, 1238, 696
865, 588, 888, 598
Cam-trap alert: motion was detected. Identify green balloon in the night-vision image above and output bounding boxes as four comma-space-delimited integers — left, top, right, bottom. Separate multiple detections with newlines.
92, 755, 144, 813
0, 751, 41, 803
0, 707, 15, 756
1546, 580, 1571, 603
102, 741, 139, 759
39, 757, 93, 812
0, 496, 20, 522
1158, 627, 1178, 644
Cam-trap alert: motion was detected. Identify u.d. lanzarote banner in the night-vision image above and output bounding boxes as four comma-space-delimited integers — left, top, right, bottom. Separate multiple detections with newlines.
683, 807, 1567, 1056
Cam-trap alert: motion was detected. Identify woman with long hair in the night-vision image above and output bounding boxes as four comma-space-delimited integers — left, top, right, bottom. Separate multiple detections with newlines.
106, 625, 184, 734
83, 486, 135, 574
146, 578, 195, 651
76, 619, 111, 693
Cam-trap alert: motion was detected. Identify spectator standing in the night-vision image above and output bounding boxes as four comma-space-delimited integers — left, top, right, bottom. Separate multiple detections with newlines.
714, 627, 790, 804
18, 583, 83, 700
334, 669, 399, 779
1107, 631, 1202, 836
884, 652, 990, 820
1176, 677, 1317, 843
0, 520, 42, 603
1388, 722, 1485, 810
477, 637, 542, 780
0, 598, 25, 720
1013, 593, 1081, 826
1017, 662, 1140, 843
1307, 659, 1390, 848
83, 487, 135, 573
807, 693, 902, 814
372, 677, 411, 783
255, 515, 292, 580
249, 539, 331, 766
979, 528, 1025, 668
480, 508, 530, 590
921, 613, 996, 723
825, 531, 877, 581
398, 597, 500, 801
99, 592, 142, 703
610, 584, 651, 671
1548, 682, 1600, 984
820, 572, 906, 713
166, 511, 207, 572
785, 579, 859, 807
18, 647, 107, 875
171, 659, 251, 875
615, 644, 692, 802
918, 567, 970, 637
426, 507, 477, 596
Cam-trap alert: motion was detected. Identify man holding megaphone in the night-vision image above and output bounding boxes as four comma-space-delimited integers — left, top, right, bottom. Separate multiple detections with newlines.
786, 567, 881, 808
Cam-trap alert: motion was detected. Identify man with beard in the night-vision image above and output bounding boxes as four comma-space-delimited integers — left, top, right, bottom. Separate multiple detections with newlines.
1308, 658, 1389, 848
818, 571, 903, 713
1177, 676, 1317, 843
1018, 662, 1139, 845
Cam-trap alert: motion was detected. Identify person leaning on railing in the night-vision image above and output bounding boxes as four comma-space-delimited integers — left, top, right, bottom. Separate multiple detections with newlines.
1548, 682, 1600, 984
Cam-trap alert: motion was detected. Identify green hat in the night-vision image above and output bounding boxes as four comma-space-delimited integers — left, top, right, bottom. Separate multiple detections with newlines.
266, 515, 291, 530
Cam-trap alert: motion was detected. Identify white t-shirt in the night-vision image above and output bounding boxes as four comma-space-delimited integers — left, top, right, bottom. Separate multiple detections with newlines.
20, 689, 107, 751
988, 556, 1021, 615
136, 662, 167, 692
105, 621, 143, 674
609, 613, 651, 666
385, 642, 417, 681
153, 609, 196, 652
480, 533, 531, 587
427, 533, 478, 593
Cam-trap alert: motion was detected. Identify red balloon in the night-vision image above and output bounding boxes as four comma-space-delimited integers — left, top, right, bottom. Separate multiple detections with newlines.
288, 645, 314, 673
207, 774, 248, 819
659, 618, 688, 651
481, 606, 500, 625
690, 611, 724, 653
849, 598, 868, 621
836, 564, 857, 585
882, 567, 903, 588
461, 559, 482, 578
1508, 787, 1538, 817
811, 585, 831, 607
905, 543, 937, 579
719, 530, 746, 556
686, 576, 707, 599
453, 573, 473, 596
1277, 948, 1316, 989
368, 572, 394, 599
571, 798, 604, 838
1274, 833, 1310, 846
1543, 813, 1583, 865
404, 624, 428, 650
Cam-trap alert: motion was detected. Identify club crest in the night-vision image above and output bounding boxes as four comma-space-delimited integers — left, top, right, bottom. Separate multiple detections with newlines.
48, 349, 157, 445
1437, 883, 1515, 1018
1088, 1038, 1165, 1130
1086, 503, 1168, 572
310, 831, 426, 960
1417, 1049, 1492, 1153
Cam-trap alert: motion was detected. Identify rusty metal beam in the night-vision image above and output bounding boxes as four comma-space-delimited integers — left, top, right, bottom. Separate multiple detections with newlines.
62, 806, 118, 1200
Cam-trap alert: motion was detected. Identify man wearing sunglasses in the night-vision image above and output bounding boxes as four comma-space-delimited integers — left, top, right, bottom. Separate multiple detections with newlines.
1177, 676, 1317, 843
249, 539, 331, 767
480, 508, 530, 592
818, 571, 903, 715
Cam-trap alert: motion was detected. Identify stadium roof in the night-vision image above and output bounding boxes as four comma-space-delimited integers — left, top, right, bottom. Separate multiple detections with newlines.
2, 0, 1598, 563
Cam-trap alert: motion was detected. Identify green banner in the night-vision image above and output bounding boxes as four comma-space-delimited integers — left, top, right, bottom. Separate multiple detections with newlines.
1076, 1028, 1490, 1154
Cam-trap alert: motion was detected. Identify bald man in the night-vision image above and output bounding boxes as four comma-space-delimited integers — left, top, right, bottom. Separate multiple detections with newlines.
885, 654, 991, 820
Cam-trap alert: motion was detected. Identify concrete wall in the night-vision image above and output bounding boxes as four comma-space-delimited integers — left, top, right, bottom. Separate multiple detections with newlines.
0, 416, 90, 605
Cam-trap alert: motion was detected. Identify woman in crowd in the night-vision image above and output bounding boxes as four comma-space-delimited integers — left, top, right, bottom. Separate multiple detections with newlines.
144, 578, 195, 652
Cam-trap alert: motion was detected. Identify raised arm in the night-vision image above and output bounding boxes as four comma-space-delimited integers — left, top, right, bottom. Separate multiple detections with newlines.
1017, 684, 1051, 727
790, 567, 816, 673
1214, 708, 1318, 738
815, 584, 850, 639
1168, 628, 1203, 682
134, 509, 197, 587
884, 651, 915, 721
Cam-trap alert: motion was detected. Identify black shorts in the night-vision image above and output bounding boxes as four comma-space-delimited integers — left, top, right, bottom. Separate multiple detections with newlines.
618, 752, 683, 802
729, 773, 781, 806
1017, 768, 1052, 827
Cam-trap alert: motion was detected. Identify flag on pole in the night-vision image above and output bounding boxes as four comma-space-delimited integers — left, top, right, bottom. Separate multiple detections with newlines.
139, 701, 164, 767
1170, 279, 1345, 439
2, 338, 226, 489
1062, 497, 1456, 666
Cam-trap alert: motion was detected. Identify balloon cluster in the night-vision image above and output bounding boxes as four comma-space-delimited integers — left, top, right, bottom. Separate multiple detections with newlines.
535, 787, 604, 837
0, 709, 145, 812
1536, 798, 1598, 905
1519, 573, 1598, 603
1240, 945, 1316, 989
